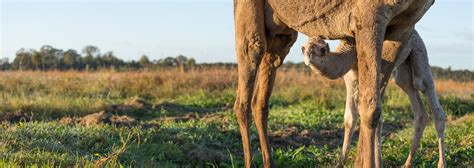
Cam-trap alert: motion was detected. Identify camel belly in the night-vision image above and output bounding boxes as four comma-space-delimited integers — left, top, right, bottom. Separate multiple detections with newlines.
266, 0, 433, 39
267, 0, 354, 39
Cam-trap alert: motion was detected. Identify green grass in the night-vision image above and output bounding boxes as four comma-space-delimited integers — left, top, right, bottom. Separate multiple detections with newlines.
0, 71, 473, 167
1, 95, 473, 167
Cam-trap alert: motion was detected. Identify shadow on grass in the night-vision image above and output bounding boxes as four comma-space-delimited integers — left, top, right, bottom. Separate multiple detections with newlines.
0, 97, 229, 124
0, 120, 243, 167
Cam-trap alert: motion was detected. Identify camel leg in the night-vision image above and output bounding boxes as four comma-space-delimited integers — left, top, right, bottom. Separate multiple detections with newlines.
395, 59, 429, 168
339, 66, 382, 168
338, 68, 359, 167
423, 79, 447, 168
252, 61, 277, 168
252, 31, 297, 168
339, 68, 383, 168
234, 44, 261, 168
374, 110, 384, 168
406, 34, 447, 167
233, 0, 266, 167
374, 25, 417, 167
353, 7, 388, 167
353, 8, 418, 166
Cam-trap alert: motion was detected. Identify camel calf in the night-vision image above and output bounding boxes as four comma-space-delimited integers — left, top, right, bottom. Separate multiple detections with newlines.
302, 31, 447, 167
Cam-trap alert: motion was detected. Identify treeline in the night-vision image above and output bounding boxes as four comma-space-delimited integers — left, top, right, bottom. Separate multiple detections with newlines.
430, 67, 474, 82
0, 45, 199, 71
0, 45, 472, 81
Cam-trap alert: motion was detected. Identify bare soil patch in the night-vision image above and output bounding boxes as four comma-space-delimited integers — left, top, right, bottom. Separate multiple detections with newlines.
59, 111, 136, 127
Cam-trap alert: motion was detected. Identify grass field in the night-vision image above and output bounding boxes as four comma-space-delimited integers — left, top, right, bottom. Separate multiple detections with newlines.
0, 68, 473, 167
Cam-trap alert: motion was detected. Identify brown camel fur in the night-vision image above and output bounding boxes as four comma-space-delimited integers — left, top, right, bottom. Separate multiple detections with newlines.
233, 0, 435, 167
302, 30, 446, 167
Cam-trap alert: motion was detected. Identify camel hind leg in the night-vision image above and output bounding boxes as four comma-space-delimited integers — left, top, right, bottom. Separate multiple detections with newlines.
234, 0, 267, 167
395, 58, 429, 168
252, 31, 297, 168
407, 32, 447, 167
422, 77, 447, 168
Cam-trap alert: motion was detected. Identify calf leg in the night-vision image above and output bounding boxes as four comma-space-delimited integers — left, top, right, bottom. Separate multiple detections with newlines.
338, 68, 359, 167
395, 59, 429, 168
339, 57, 383, 168
423, 80, 447, 168
408, 32, 446, 167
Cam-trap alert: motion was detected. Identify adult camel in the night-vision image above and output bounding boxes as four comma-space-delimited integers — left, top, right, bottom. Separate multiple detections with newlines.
233, 0, 435, 167
302, 30, 446, 167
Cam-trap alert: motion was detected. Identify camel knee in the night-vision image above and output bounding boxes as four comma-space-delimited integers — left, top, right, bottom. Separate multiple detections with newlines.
234, 103, 251, 119
406, 60, 435, 93
421, 85, 446, 134
343, 106, 358, 129
429, 104, 446, 139
237, 33, 267, 68
395, 66, 416, 94
433, 109, 446, 123
344, 113, 355, 126
234, 96, 253, 120
247, 33, 266, 54
412, 77, 435, 93
433, 111, 446, 135
360, 106, 382, 129
415, 111, 429, 126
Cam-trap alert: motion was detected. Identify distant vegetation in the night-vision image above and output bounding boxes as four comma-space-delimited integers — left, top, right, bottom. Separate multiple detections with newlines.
0, 45, 472, 81
0, 45, 199, 72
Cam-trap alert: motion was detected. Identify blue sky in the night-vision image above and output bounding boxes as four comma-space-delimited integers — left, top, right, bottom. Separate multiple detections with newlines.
1, 0, 473, 70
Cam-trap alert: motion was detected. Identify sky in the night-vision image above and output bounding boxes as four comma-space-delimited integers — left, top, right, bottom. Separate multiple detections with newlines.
1, 0, 473, 70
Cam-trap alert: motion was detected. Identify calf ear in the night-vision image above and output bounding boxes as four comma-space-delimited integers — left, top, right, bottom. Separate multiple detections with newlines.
301, 46, 306, 54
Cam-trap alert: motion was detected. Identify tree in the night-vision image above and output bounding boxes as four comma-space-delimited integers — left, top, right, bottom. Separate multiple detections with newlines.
82, 55, 95, 70
187, 58, 196, 71
98, 51, 123, 69
139, 55, 151, 68
160, 57, 177, 67
13, 48, 33, 70
81, 46, 100, 70
31, 50, 43, 70
175, 55, 188, 72
40, 45, 62, 70
63, 49, 81, 70
82, 45, 100, 57
0, 58, 10, 70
